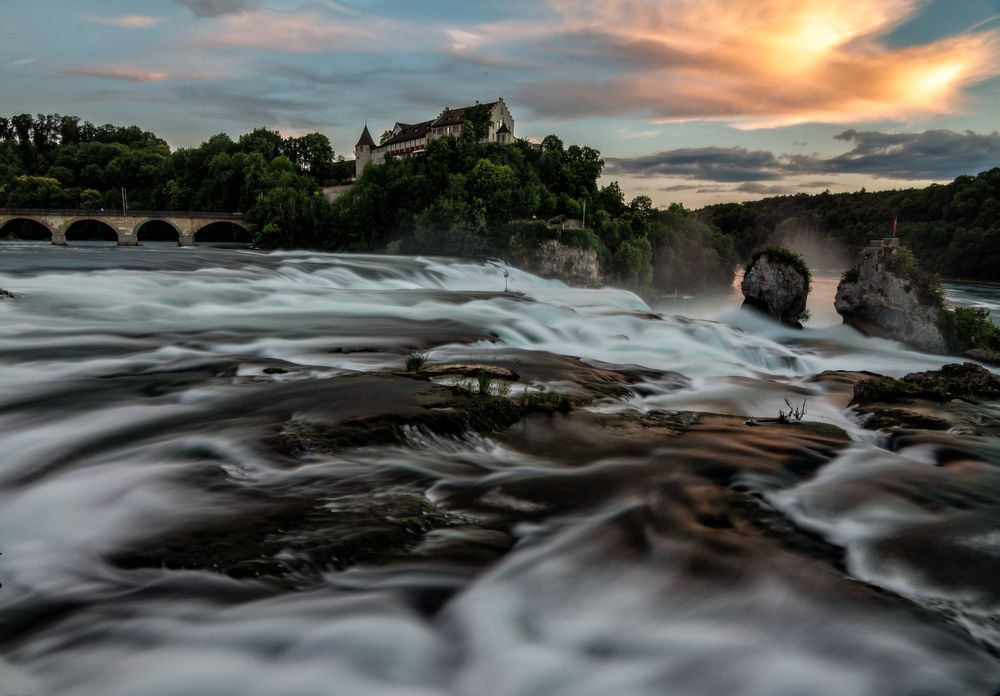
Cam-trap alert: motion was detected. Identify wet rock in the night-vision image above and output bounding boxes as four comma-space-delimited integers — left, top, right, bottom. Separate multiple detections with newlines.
862, 409, 952, 431
0, 288, 16, 300
420, 363, 520, 381
513, 239, 601, 287
741, 248, 810, 326
851, 363, 1000, 432
835, 244, 947, 353
903, 362, 1000, 401
109, 487, 475, 588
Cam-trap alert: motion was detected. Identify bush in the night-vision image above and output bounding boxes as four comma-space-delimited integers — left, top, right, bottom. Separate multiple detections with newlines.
747, 246, 811, 288
888, 246, 943, 307
938, 306, 1000, 354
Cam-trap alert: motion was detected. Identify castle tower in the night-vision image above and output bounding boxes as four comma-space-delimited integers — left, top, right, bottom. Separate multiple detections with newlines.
355, 124, 376, 178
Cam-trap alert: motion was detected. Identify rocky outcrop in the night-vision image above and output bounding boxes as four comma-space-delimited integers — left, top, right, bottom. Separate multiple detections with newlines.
835, 244, 946, 353
516, 240, 601, 287
741, 249, 810, 325
0, 288, 15, 300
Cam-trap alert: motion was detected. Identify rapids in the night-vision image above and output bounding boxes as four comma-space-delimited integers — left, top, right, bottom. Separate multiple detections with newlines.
0, 242, 998, 695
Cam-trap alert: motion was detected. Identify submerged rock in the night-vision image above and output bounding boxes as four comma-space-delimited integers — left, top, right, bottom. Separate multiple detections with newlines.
741, 248, 810, 326
835, 242, 947, 353
850, 363, 1000, 433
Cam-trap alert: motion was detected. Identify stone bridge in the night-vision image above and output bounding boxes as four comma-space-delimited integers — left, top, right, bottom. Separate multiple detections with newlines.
0, 209, 249, 246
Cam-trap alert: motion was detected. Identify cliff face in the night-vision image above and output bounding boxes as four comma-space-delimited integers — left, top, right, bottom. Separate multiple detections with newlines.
835, 246, 947, 353
741, 253, 809, 325
516, 240, 601, 288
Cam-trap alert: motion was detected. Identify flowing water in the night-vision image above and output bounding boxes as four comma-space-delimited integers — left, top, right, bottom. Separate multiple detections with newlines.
0, 243, 998, 695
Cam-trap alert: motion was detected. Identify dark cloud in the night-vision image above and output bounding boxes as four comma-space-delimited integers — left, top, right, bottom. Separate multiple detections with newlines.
732, 182, 797, 195
607, 130, 1000, 183
177, 0, 252, 17
814, 129, 1000, 180
606, 147, 788, 182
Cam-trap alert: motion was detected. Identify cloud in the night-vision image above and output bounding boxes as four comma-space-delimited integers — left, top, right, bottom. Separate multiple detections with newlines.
177, 0, 253, 16
12, 57, 38, 66
607, 129, 1000, 182
732, 182, 798, 195
190, 8, 371, 52
459, 0, 1000, 127
65, 66, 219, 83
814, 129, 1000, 179
607, 146, 789, 181
83, 15, 164, 28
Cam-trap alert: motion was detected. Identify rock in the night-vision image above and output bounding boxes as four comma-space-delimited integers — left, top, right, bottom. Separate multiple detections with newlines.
902, 362, 1000, 401
835, 244, 947, 353
0, 288, 15, 300
741, 248, 810, 325
514, 240, 601, 287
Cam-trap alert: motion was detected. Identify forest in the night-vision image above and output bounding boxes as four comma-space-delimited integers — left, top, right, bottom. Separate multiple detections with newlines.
700, 168, 1000, 281
4, 110, 996, 288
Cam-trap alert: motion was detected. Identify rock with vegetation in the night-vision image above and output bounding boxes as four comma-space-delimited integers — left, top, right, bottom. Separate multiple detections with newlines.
740, 246, 811, 325
835, 245, 948, 353
849, 363, 1000, 434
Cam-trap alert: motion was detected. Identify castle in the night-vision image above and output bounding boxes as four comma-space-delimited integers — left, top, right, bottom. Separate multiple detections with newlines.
354, 98, 515, 177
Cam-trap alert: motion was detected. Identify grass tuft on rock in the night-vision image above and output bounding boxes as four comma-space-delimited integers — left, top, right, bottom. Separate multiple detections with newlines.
406, 352, 429, 372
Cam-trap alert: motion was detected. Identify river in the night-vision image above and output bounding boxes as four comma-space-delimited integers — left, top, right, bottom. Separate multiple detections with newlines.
1, 243, 998, 695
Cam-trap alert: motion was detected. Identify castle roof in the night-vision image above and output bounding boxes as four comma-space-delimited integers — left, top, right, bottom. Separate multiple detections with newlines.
432, 101, 499, 128
355, 125, 375, 148
382, 120, 433, 147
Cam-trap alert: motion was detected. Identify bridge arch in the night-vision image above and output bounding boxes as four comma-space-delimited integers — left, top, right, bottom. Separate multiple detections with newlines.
0, 216, 55, 241
193, 220, 252, 246
62, 218, 119, 244
134, 218, 182, 244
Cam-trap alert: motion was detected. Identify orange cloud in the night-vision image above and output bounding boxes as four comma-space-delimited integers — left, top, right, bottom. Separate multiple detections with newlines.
508, 0, 1000, 126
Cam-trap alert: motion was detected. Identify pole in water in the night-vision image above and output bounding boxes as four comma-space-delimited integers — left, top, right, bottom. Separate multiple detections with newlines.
504, 269, 510, 293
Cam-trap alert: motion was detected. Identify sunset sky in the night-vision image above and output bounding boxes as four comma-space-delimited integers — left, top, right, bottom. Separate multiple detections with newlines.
3, 0, 1000, 207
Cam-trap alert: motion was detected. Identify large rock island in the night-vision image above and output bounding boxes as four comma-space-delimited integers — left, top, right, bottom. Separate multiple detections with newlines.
835, 240, 947, 353
741, 247, 811, 326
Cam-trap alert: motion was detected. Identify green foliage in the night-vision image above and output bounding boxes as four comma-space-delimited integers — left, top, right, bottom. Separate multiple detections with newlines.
405, 352, 428, 372
700, 168, 1000, 282
522, 387, 574, 414
476, 369, 494, 396
0, 112, 337, 248
938, 306, 1000, 355
887, 246, 943, 307
747, 246, 812, 288
614, 236, 653, 290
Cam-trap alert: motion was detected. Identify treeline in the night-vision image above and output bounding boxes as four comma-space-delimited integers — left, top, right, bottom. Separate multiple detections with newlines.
700, 168, 1000, 280
0, 110, 738, 294
0, 113, 337, 245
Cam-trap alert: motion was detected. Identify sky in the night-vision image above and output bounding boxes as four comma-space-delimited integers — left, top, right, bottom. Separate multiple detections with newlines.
2, 0, 1000, 208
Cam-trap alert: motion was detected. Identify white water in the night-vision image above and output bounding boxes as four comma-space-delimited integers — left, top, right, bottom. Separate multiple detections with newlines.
1, 243, 998, 695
